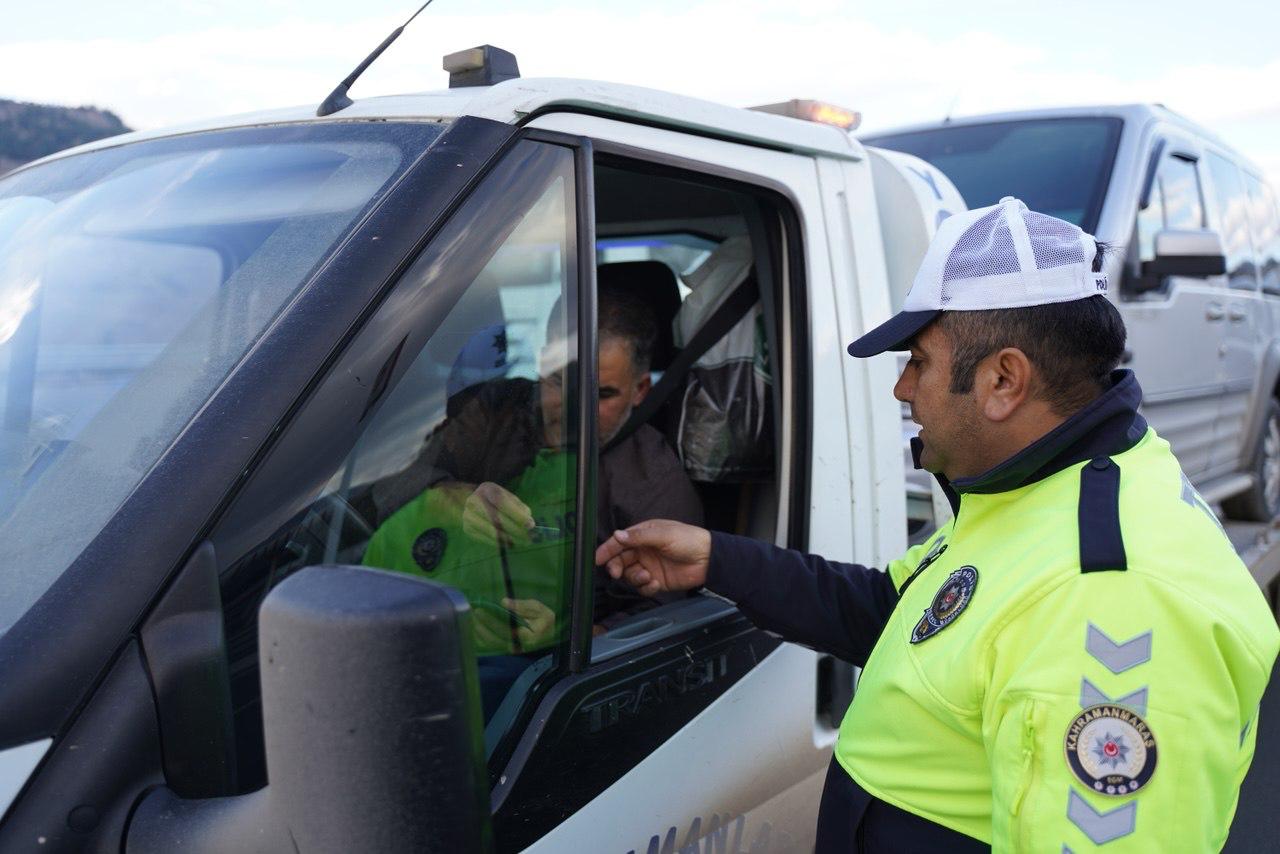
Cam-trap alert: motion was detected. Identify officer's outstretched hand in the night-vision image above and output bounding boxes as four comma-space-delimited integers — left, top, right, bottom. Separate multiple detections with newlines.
596, 520, 711, 596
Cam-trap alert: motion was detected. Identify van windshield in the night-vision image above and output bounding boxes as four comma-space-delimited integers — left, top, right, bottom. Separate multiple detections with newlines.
0, 121, 444, 634
864, 117, 1123, 233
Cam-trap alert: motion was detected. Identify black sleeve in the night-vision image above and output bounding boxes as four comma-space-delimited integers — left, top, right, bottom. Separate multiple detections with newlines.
704, 532, 899, 665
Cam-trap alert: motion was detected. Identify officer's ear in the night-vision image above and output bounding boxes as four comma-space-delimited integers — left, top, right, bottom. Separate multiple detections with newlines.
975, 347, 1034, 422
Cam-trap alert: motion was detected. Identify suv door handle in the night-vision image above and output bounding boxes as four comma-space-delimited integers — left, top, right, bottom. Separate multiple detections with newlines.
1228, 303, 1248, 322
1206, 302, 1226, 321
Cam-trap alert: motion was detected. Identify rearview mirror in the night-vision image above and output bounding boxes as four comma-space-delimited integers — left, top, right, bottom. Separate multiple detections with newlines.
127, 566, 491, 853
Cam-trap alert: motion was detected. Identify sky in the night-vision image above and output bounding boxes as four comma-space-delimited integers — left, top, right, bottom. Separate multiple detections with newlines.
2, 0, 1279, 185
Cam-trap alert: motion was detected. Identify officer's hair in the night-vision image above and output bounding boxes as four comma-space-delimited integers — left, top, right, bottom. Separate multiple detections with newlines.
937, 243, 1127, 415
547, 281, 657, 375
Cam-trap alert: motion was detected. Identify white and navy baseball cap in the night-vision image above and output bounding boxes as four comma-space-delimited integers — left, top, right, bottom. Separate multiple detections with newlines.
847, 197, 1109, 357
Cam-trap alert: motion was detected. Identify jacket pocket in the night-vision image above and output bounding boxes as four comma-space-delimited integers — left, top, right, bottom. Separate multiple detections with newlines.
1007, 698, 1046, 852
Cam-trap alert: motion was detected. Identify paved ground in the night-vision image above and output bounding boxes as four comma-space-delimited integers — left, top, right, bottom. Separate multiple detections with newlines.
1224, 658, 1280, 853
1215, 518, 1280, 853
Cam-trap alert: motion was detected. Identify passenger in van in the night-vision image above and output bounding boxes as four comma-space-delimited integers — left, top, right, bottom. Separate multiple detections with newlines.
362, 280, 703, 712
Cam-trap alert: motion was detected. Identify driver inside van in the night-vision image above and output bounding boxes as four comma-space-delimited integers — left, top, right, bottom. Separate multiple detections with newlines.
361, 280, 703, 715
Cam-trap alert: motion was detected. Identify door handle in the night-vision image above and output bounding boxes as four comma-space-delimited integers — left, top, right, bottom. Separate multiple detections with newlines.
1228, 304, 1248, 322
1206, 302, 1226, 321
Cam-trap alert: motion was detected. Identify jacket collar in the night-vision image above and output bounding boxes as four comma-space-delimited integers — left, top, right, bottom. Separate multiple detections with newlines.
912, 370, 1147, 506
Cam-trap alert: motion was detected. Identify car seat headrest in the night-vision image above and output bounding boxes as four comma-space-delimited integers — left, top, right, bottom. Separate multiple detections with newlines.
597, 260, 682, 371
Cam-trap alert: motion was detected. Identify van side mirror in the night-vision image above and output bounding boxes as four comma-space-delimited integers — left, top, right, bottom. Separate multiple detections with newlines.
1144, 229, 1228, 279
127, 566, 491, 853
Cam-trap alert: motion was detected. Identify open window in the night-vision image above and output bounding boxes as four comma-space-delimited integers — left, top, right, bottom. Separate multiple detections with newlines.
584, 156, 798, 663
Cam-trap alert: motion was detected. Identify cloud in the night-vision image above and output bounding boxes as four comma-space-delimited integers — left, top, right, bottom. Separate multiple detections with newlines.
1, 2, 1278, 186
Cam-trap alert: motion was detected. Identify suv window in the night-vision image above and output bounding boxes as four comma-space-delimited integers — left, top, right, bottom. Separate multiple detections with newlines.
1245, 173, 1280, 295
863, 117, 1122, 232
1206, 152, 1259, 290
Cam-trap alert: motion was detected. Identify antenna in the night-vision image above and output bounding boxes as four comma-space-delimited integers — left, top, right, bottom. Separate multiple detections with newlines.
942, 86, 963, 124
317, 0, 437, 117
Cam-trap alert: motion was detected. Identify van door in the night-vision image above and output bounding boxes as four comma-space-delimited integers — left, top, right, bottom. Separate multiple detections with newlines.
1120, 143, 1223, 477
509, 112, 854, 853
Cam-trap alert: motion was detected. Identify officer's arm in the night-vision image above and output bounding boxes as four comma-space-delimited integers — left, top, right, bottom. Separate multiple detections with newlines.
704, 531, 917, 666
982, 574, 1272, 852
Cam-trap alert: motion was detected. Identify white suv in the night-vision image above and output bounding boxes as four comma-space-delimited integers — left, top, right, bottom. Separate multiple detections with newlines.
866, 104, 1280, 521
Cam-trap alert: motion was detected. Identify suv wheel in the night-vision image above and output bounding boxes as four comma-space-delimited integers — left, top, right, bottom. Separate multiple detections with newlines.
1223, 398, 1280, 522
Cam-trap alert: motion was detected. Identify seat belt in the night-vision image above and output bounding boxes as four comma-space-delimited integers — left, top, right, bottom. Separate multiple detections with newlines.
603, 276, 759, 453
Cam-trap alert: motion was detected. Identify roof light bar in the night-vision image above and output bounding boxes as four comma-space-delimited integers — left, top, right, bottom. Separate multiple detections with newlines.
749, 99, 862, 131
444, 45, 521, 89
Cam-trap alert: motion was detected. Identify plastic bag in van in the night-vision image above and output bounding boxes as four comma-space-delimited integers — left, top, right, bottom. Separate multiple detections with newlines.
673, 236, 773, 482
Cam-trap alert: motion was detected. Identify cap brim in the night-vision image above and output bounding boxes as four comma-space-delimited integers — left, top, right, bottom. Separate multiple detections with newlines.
846, 309, 942, 357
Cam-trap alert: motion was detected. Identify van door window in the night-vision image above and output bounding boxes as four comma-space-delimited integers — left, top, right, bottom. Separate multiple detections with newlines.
357, 175, 577, 717
1206, 152, 1259, 290
212, 140, 582, 792
1244, 174, 1280, 295
586, 160, 793, 658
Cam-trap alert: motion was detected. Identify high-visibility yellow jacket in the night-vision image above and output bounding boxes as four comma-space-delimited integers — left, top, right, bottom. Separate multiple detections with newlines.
708, 371, 1279, 851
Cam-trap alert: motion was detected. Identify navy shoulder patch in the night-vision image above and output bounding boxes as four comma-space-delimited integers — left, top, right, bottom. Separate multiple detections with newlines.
909, 565, 977, 644
1064, 704, 1157, 796
412, 527, 448, 572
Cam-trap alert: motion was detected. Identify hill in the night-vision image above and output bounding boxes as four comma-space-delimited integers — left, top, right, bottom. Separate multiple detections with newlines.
0, 98, 131, 174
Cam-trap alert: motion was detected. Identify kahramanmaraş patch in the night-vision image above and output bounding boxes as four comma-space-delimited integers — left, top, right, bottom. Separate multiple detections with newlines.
910, 565, 978, 644
1064, 704, 1158, 796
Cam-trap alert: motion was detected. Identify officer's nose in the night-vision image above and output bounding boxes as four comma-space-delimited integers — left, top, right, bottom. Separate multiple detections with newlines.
893, 367, 914, 404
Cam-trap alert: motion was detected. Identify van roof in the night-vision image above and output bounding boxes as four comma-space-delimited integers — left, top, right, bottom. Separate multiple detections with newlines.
861, 103, 1264, 176
20, 78, 866, 171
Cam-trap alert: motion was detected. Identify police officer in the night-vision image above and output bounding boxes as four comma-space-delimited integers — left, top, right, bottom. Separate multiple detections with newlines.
596, 197, 1280, 852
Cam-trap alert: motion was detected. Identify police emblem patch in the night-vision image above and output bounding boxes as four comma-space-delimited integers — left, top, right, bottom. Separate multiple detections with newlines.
1064, 704, 1158, 796
909, 565, 978, 644
412, 528, 448, 572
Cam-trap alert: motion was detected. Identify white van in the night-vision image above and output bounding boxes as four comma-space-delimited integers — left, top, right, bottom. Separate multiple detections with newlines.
0, 50, 966, 851
864, 104, 1280, 521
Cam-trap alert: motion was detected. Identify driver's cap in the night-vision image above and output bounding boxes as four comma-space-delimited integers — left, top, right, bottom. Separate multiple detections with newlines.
847, 197, 1108, 357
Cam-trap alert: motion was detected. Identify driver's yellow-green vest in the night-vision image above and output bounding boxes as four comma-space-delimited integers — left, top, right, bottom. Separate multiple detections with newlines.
837, 428, 1280, 851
